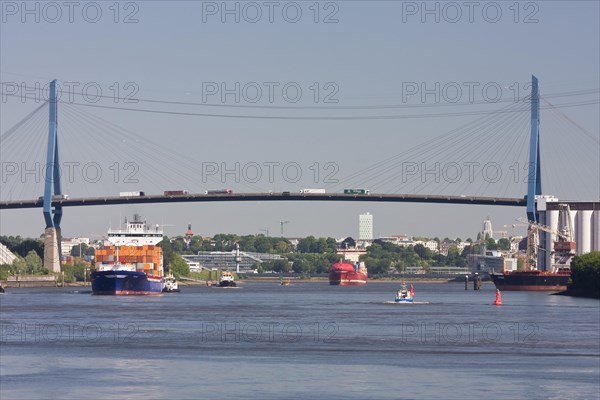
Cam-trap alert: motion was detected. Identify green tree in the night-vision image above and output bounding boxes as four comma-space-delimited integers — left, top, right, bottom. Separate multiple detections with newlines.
170, 254, 190, 277
340, 237, 356, 248
70, 243, 95, 257
485, 237, 497, 251
0, 263, 12, 280
570, 251, 600, 295
12, 258, 27, 275
297, 236, 316, 253
254, 236, 270, 253
1, 236, 44, 259
497, 238, 511, 251
413, 244, 429, 259
158, 236, 175, 269
188, 236, 204, 253
268, 259, 290, 273
63, 261, 86, 282
292, 258, 314, 274
24, 250, 43, 274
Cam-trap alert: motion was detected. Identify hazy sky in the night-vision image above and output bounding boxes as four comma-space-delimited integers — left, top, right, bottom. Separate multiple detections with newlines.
1, 1, 599, 240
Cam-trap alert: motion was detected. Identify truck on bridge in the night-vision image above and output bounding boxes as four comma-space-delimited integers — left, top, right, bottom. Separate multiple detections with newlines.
164, 190, 190, 196
343, 189, 370, 195
300, 189, 326, 194
119, 191, 145, 197
204, 189, 233, 194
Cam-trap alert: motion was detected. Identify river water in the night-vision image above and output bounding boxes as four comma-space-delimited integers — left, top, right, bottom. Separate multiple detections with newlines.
1, 282, 599, 400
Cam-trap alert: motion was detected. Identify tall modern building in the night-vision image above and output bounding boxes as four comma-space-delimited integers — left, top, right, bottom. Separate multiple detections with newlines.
359, 212, 373, 241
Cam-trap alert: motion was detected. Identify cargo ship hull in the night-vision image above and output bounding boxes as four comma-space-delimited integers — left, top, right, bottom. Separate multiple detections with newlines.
490, 271, 569, 292
91, 270, 163, 295
329, 261, 368, 286
329, 270, 368, 285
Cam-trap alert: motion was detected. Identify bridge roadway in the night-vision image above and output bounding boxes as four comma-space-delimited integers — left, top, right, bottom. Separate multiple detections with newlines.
0, 192, 527, 210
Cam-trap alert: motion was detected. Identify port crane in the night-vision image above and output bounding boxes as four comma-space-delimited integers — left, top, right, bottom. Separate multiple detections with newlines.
517, 204, 576, 272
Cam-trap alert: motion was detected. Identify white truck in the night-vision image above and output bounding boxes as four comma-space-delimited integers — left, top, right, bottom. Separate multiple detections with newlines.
299, 189, 326, 194
119, 191, 145, 197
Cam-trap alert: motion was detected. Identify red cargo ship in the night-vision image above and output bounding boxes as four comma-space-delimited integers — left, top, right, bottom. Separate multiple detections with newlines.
329, 261, 368, 286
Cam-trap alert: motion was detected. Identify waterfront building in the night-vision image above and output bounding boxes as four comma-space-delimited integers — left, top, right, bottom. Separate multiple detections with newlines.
61, 237, 90, 256
182, 250, 286, 272
0, 243, 17, 265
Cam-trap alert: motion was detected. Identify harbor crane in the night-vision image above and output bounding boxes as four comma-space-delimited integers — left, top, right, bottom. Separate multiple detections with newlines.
259, 228, 269, 237
517, 204, 575, 272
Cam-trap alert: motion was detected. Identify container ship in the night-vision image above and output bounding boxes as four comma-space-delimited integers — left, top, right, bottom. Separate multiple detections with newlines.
91, 214, 164, 295
329, 261, 368, 286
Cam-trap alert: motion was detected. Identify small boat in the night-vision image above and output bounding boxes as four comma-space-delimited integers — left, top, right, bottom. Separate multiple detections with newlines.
217, 270, 237, 287
280, 279, 290, 286
162, 273, 180, 293
394, 282, 414, 303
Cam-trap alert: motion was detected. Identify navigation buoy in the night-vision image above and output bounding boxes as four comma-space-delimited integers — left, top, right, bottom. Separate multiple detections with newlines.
493, 289, 502, 305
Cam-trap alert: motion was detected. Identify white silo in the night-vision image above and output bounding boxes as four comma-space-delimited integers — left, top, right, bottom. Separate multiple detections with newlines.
593, 210, 600, 251
576, 210, 593, 254
545, 209, 559, 270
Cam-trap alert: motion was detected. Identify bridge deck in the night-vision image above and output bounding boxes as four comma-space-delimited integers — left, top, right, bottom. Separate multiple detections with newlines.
0, 193, 528, 209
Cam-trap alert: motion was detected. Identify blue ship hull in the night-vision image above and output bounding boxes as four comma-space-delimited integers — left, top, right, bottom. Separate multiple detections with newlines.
91, 270, 163, 295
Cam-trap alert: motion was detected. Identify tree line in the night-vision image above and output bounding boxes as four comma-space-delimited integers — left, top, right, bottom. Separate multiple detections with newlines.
1, 233, 517, 280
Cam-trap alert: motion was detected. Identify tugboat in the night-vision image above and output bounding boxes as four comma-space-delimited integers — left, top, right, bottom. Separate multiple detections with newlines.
394, 282, 414, 303
217, 270, 237, 287
162, 273, 180, 293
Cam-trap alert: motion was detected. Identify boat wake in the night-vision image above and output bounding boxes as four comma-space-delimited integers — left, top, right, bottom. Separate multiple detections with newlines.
383, 301, 430, 305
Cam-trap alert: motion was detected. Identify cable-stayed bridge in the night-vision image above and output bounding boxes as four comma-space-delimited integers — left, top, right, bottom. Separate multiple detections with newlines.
1, 77, 599, 271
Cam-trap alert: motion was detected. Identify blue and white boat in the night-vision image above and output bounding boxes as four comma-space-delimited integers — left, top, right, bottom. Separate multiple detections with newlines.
394, 282, 414, 303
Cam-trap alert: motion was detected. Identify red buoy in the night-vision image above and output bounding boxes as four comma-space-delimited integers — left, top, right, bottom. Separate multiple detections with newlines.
493, 289, 502, 305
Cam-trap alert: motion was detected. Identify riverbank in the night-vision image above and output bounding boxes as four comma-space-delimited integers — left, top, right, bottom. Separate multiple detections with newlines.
553, 287, 600, 299
0, 275, 491, 288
